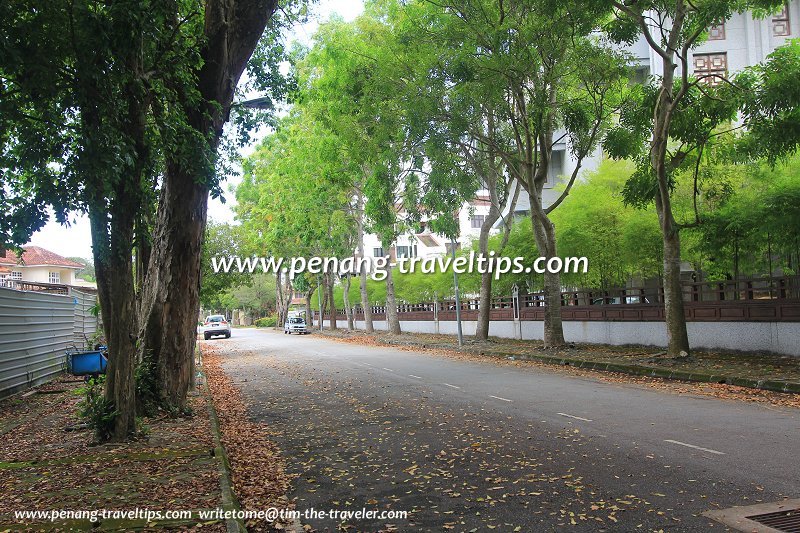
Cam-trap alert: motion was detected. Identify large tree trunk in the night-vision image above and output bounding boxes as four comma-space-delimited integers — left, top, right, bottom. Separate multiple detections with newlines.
84, 62, 148, 440
343, 275, 354, 330
89, 202, 139, 440
137, 163, 208, 408
137, 0, 279, 408
356, 189, 374, 332
384, 251, 401, 335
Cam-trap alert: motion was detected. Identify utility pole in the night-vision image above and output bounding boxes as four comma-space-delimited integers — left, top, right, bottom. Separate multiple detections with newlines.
450, 237, 464, 347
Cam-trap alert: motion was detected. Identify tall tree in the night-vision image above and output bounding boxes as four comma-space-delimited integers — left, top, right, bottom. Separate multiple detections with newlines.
235, 111, 356, 329
1, 0, 202, 439
137, 0, 292, 408
399, 0, 628, 346
607, 0, 794, 355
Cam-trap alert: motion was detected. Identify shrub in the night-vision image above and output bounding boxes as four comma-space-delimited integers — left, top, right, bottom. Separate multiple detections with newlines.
135, 353, 159, 417
76, 376, 117, 442
254, 315, 277, 328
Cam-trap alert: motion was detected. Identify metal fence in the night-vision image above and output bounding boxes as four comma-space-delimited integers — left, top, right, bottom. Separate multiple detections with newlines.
71, 288, 99, 347
0, 284, 96, 399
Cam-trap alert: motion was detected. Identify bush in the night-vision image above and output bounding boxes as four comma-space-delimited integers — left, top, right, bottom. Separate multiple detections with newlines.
254, 315, 277, 328
76, 376, 117, 442
135, 353, 159, 417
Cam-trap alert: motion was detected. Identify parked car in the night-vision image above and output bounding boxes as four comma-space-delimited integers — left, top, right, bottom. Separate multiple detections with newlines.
284, 316, 309, 335
203, 314, 231, 340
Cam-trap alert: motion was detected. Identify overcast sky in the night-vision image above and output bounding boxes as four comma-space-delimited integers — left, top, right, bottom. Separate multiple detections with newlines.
29, 0, 364, 259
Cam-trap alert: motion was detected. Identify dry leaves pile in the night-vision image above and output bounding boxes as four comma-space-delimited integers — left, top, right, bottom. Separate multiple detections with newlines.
203, 345, 294, 531
0, 376, 224, 531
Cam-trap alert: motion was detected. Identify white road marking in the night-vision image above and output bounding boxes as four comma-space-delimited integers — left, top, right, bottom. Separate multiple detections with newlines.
558, 412, 593, 422
489, 395, 512, 402
442, 383, 461, 389
409, 375, 423, 379
664, 439, 725, 455
382, 367, 394, 372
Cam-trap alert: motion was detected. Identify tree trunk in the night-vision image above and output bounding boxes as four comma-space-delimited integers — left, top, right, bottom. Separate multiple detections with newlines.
384, 253, 401, 334
89, 207, 139, 440
281, 277, 293, 328
651, 50, 691, 356
657, 198, 691, 355
326, 271, 337, 330
530, 205, 566, 348
357, 190, 374, 332
275, 271, 284, 328
137, 0, 279, 409
319, 279, 328, 331
84, 63, 147, 440
343, 275, 354, 330
137, 162, 208, 408
475, 201, 501, 341
305, 287, 314, 328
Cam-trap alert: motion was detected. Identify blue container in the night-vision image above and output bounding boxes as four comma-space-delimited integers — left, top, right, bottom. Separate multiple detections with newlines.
67, 350, 108, 375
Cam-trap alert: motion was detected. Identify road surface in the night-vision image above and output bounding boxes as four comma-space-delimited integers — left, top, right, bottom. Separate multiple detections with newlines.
206, 328, 800, 532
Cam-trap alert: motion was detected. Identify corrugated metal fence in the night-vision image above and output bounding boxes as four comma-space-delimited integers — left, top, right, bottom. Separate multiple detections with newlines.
72, 288, 99, 347
0, 285, 96, 398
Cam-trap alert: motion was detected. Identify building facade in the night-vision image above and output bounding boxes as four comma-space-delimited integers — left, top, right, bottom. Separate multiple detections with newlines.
0, 246, 86, 287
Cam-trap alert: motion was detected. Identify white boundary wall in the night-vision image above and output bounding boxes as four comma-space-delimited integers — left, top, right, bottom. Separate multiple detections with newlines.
331, 318, 800, 356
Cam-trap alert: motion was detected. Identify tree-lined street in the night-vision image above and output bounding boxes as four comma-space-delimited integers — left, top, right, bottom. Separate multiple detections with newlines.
210, 329, 799, 531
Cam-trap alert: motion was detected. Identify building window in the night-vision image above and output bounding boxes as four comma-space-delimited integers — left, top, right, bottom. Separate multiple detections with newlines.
396, 246, 416, 259
471, 214, 485, 229
373, 247, 384, 258
708, 21, 726, 40
546, 150, 565, 187
693, 52, 728, 86
11, 271, 22, 280
48, 272, 60, 284
773, 4, 791, 36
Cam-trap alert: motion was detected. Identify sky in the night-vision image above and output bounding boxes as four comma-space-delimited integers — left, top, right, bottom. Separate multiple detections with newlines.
28, 0, 364, 260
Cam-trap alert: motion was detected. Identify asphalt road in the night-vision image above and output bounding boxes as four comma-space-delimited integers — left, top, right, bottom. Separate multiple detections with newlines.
208, 327, 800, 532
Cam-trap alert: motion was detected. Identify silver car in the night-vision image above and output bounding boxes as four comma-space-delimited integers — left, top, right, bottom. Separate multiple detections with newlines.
284, 316, 309, 335
203, 315, 231, 340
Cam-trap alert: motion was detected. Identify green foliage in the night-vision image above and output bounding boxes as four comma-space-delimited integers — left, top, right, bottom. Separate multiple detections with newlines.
76, 376, 118, 443
734, 39, 800, 163
67, 257, 96, 282
201, 222, 253, 309
135, 354, 160, 417
254, 315, 278, 328
687, 154, 800, 279
217, 274, 278, 316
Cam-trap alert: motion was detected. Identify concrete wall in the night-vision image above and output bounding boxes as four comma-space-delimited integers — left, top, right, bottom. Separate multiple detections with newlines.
332, 317, 800, 357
